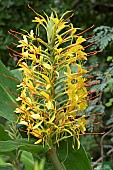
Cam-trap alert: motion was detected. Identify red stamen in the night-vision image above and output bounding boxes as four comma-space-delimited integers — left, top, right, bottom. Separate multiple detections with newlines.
63, 13, 74, 23
6, 101, 17, 107
3, 74, 21, 83
80, 132, 105, 135
84, 41, 97, 49
85, 35, 95, 40
6, 89, 19, 97
87, 50, 101, 56
6, 45, 21, 55
9, 29, 24, 36
88, 93, 100, 100
76, 25, 94, 36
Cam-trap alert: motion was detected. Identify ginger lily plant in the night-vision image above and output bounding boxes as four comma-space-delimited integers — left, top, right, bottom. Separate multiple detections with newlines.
0, 7, 96, 170
15, 9, 88, 149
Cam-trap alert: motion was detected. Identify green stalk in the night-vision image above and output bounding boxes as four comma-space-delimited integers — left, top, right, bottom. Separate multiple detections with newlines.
48, 146, 64, 170
47, 20, 65, 170
55, 87, 67, 95
54, 91, 67, 100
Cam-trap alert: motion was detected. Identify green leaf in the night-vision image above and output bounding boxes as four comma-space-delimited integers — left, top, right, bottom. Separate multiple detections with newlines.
11, 69, 23, 81
105, 102, 112, 107
34, 157, 46, 170
0, 139, 48, 154
0, 124, 11, 141
0, 157, 12, 170
0, 84, 16, 121
94, 163, 112, 170
0, 164, 13, 170
20, 151, 34, 170
0, 61, 19, 99
57, 138, 92, 170
107, 56, 113, 62
0, 125, 14, 155
109, 98, 113, 103
0, 141, 18, 152
0, 61, 20, 121
106, 117, 113, 125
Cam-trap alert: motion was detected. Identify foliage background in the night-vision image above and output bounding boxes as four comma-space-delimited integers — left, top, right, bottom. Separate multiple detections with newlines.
0, 0, 113, 169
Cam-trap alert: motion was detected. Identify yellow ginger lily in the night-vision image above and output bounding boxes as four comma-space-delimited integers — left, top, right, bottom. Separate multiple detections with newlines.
14, 9, 90, 149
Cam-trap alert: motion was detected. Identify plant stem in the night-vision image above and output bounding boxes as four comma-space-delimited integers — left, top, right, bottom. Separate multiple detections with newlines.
13, 161, 22, 170
48, 146, 64, 170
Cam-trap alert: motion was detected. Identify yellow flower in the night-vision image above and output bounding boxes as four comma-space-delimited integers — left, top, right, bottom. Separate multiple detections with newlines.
17, 35, 28, 47
76, 36, 86, 44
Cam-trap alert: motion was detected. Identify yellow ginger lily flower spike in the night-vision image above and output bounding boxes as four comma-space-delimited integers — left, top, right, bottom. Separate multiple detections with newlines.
14, 9, 89, 149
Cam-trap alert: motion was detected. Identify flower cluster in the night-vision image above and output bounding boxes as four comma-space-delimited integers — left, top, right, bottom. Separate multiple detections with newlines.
15, 9, 88, 148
